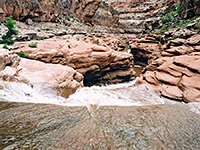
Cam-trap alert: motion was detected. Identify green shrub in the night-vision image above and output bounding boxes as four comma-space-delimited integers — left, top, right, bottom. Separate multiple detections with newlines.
3, 44, 9, 50
29, 42, 37, 48
0, 16, 18, 45
176, 2, 181, 15
18, 51, 26, 58
160, 26, 168, 31
172, 35, 179, 39
37, 29, 41, 32
36, 37, 41, 40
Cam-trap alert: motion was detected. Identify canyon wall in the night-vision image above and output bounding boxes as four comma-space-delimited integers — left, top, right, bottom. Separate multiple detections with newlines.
1, 0, 200, 25
0, 0, 100, 25
0, 0, 64, 22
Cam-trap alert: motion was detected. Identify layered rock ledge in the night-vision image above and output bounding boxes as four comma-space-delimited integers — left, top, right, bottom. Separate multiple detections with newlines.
136, 53, 200, 102
12, 36, 136, 86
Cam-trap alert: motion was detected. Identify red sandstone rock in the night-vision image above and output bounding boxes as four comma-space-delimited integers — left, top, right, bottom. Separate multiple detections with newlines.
136, 54, 200, 103
11, 36, 136, 86
18, 58, 83, 98
0, 49, 20, 71
131, 37, 162, 66
0, 0, 61, 22
72, 0, 101, 25
0, 49, 83, 98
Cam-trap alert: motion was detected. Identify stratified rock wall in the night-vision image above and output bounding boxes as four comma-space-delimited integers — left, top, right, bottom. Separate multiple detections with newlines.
0, 0, 100, 25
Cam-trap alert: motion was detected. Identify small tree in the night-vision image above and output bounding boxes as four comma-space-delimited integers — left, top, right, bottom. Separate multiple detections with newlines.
0, 16, 18, 45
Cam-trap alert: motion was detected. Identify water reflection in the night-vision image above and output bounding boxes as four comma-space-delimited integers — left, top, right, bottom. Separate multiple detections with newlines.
133, 65, 143, 77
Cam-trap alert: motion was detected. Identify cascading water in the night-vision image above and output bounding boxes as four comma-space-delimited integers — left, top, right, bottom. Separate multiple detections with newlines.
0, 79, 172, 106
0, 79, 200, 149
0, 79, 199, 113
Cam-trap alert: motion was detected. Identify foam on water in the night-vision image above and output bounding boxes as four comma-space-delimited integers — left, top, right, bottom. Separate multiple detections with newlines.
188, 102, 200, 114
66, 80, 166, 106
0, 79, 163, 106
0, 79, 200, 113
0, 80, 68, 105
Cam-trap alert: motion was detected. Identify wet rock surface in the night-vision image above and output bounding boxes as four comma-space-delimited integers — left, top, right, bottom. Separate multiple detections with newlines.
0, 102, 200, 149
0, 0, 200, 103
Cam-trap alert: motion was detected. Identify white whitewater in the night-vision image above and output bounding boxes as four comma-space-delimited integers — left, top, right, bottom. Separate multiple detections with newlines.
0, 79, 200, 113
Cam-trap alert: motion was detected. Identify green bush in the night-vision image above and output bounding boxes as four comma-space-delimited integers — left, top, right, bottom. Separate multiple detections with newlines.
172, 35, 179, 39
0, 16, 18, 45
29, 42, 37, 48
18, 51, 26, 58
3, 44, 9, 50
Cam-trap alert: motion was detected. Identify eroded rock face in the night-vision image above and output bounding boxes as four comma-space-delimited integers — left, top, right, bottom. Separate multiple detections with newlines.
0, 49, 83, 98
12, 36, 136, 86
136, 54, 200, 102
72, 0, 101, 25
130, 33, 200, 66
131, 36, 162, 66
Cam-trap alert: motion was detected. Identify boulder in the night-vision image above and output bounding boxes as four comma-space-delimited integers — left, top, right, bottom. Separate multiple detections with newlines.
0, 48, 20, 71
136, 54, 200, 102
18, 58, 83, 98
0, 49, 83, 98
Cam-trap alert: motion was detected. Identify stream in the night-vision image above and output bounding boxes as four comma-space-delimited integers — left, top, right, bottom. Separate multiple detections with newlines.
0, 79, 200, 149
